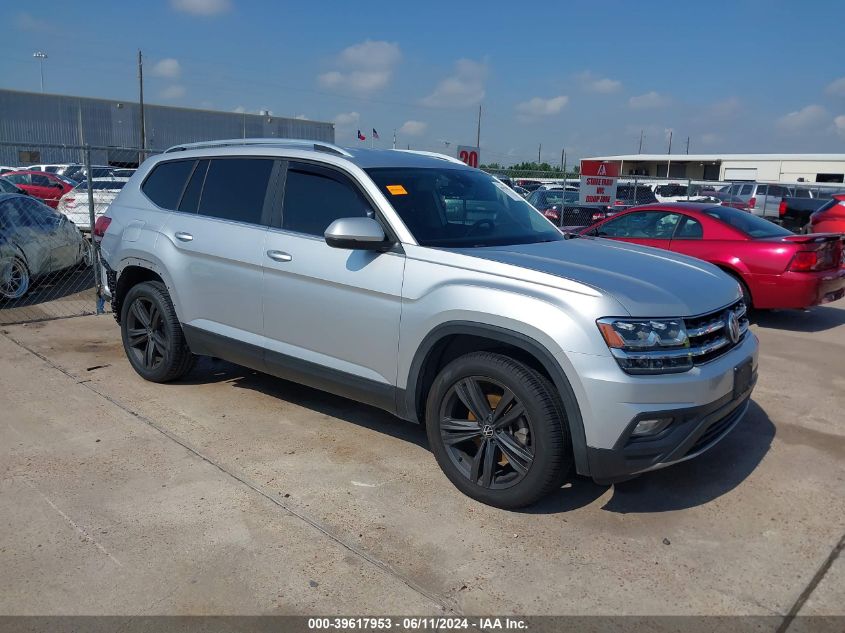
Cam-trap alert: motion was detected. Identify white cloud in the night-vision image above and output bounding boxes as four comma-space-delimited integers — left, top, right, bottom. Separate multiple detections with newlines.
577, 71, 621, 94
399, 120, 427, 136
835, 115, 845, 139
629, 91, 670, 109
516, 95, 569, 121
776, 104, 828, 133
709, 97, 741, 118
422, 59, 488, 108
318, 40, 401, 94
826, 77, 845, 97
333, 112, 361, 127
151, 58, 181, 79
15, 12, 52, 31
160, 85, 186, 100
171, 0, 231, 15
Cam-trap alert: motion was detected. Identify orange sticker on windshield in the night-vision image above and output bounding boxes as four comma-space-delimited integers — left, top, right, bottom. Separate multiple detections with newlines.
386, 184, 408, 195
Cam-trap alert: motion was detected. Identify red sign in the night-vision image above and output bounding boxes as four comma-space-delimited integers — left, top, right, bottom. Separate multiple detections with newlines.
457, 145, 479, 168
579, 160, 621, 205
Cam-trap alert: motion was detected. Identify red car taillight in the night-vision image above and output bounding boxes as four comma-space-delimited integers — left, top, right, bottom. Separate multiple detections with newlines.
778, 200, 786, 217
788, 251, 818, 271
542, 208, 560, 221
92, 216, 111, 241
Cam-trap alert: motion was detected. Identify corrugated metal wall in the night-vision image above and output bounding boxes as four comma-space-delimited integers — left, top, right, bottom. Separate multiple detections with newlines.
0, 90, 335, 166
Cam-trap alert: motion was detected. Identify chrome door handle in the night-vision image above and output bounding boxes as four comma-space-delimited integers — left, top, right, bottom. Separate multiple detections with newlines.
175, 232, 193, 242
267, 250, 292, 262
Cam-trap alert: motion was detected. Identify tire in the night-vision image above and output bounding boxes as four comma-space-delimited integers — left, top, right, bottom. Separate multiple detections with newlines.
0, 257, 30, 301
120, 281, 195, 382
425, 351, 571, 509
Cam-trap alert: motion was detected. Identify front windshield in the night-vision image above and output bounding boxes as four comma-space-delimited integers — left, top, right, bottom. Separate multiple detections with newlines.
704, 205, 793, 238
367, 167, 562, 247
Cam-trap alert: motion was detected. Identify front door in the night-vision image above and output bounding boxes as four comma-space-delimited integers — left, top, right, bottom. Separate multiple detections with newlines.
262, 161, 404, 408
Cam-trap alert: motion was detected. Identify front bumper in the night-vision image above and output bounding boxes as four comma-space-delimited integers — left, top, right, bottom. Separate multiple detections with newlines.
562, 330, 759, 483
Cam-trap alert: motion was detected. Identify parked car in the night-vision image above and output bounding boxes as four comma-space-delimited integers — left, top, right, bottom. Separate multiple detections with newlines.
58, 179, 129, 232
0, 177, 29, 196
527, 188, 609, 227
512, 185, 530, 198
581, 203, 845, 309
722, 182, 792, 219
779, 189, 844, 233
651, 182, 715, 202
0, 194, 91, 300
712, 191, 750, 210
2, 170, 74, 208
98, 140, 758, 509
26, 164, 66, 173
63, 165, 117, 182
111, 168, 137, 178
0, 166, 19, 175
514, 179, 542, 192
610, 183, 659, 210
810, 193, 845, 234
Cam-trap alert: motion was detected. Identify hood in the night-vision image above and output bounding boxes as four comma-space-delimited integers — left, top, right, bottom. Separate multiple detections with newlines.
456, 237, 740, 317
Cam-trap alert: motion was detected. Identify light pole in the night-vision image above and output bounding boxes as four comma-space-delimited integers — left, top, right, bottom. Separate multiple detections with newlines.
33, 51, 47, 93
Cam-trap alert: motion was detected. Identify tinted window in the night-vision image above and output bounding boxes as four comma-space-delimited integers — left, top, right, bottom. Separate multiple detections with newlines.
740, 184, 753, 195
0, 179, 16, 193
675, 216, 703, 238
704, 206, 793, 238
596, 211, 680, 238
756, 185, 768, 196
615, 185, 658, 203
5, 173, 29, 185
367, 167, 562, 247
142, 160, 195, 209
179, 160, 208, 213
283, 165, 370, 236
197, 158, 273, 224
31, 174, 52, 187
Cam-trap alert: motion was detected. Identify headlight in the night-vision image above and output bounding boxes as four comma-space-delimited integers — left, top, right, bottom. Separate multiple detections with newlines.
597, 318, 692, 374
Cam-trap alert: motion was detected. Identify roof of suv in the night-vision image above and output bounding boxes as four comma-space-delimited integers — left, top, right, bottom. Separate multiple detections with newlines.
162, 138, 473, 171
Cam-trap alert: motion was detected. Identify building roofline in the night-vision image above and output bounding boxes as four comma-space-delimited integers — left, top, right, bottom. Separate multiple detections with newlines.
585, 153, 845, 161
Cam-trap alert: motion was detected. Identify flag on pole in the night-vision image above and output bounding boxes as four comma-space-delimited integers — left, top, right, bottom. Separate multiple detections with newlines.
357, 130, 366, 141
372, 128, 379, 140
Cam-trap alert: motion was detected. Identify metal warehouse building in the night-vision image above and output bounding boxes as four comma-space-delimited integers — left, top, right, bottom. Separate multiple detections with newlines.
0, 89, 334, 167
584, 153, 845, 183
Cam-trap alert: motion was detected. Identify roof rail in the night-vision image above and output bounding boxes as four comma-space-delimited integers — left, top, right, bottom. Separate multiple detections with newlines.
391, 149, 467, 166
164, 138, 352, 157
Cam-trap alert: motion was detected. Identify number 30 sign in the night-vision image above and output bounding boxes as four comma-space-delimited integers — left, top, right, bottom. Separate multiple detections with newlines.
457, 146, 479, 168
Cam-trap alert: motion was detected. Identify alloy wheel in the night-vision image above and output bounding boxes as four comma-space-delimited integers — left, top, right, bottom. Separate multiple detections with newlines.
0, 258, 29, 300
125, 297, 168, 371
438, 376, 535, 490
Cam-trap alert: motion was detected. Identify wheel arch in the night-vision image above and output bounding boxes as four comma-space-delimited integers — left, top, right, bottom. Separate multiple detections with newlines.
402, 322, 590, 476
711, 263, 753, 306
113, 258, 173, 323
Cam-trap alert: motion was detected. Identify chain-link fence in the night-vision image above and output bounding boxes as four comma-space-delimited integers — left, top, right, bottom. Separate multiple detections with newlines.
0, 141, 156, 325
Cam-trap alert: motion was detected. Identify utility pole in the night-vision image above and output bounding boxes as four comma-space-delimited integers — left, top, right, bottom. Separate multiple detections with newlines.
476, 104, 482, 149
33, 51, 47, 93
666, 130, 673, 178
392, 129, 396, 150
638, 129, 644, 154
138, 50, 146, 162
686, 136, 690, 154
538, 143, 542, 164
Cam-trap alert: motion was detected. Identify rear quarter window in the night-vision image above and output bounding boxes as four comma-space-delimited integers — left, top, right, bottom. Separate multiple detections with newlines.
141, 160, 196, 209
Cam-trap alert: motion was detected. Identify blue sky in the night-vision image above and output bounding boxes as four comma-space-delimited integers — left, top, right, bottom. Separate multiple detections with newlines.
3, 0, 845, 164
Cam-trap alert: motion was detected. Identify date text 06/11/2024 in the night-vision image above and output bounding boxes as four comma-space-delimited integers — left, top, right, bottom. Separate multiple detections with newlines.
307, 617, 528, 630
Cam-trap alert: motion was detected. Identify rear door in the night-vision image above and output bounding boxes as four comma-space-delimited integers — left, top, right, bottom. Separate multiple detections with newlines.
261, 160, 404, 401
155, 157, 277, 349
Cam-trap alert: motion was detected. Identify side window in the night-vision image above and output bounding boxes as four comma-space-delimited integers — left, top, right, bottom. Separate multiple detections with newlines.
31, 174, 52, 187
740, 184, 753, 195
595, 214, 633, 237
675, 216, 703, 239
141, 160, 195, 210
756, 185, 768, 196
597, 212, 679, 238
5, 173, 28, 185
282, 164, 371, 236
178, 160, 208, 213
197, 158, 274, 225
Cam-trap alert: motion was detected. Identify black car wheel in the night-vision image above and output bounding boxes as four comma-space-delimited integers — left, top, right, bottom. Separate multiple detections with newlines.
426, 352, 571, 509
0, 257, 30, 301
120, 281, 194, 382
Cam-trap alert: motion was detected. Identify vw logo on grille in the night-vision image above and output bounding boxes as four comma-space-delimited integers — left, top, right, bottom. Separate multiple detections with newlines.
726, 310, 741, 344
481, 424, 494, 439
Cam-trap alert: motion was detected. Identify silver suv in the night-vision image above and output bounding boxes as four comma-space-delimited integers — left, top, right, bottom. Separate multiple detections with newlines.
98, 139, 759, 508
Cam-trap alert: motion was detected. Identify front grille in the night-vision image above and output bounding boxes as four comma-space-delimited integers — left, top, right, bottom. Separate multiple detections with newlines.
684, 300, 749, 365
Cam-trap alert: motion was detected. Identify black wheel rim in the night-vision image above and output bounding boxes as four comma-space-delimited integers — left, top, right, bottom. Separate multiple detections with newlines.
439, 376, 534, 490
126, 297, 167, 371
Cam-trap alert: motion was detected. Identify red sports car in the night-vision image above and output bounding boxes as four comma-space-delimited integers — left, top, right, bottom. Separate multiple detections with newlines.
2, 170, 73, 208
810, 193, 845, 234
580, 203, 845, 310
